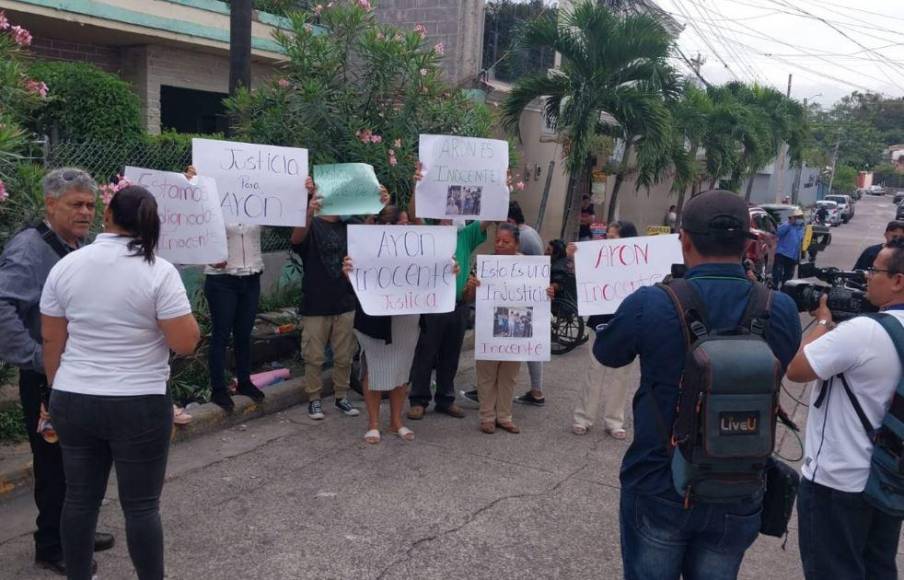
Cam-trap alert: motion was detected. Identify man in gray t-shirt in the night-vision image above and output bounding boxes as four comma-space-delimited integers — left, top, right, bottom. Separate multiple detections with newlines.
507, 201, 547, 405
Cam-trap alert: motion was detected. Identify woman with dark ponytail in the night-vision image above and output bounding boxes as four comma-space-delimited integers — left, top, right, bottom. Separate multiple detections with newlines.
40, 185, 200, 580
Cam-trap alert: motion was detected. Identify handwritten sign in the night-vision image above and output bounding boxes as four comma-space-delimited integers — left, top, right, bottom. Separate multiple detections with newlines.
347, 225, 457, 315
123, 166, 227, 265
314, 163, 382, 216
415, 134, 510, 221
646, 225, 672, 236
192, 138, 308, 226
474, 255, 551, 361
574, 234, 683, 316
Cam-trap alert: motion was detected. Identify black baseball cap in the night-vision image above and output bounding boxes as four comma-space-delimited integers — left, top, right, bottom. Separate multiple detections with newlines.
681, 190, 755, 239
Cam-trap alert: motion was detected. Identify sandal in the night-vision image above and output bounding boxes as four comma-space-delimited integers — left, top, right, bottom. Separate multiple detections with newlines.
496, 421, 520, 434
480, 421, 496, 434
389, 426, 415, 441
572, 424, 588, 435
173, 405, 192, 426
364, 429, 381, 444
608, 428, 627, 440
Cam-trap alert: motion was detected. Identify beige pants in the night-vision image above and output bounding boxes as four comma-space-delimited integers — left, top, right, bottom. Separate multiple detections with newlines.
475, 360, 521, 424
573, 345, 635, 432
302, 311, 356, 400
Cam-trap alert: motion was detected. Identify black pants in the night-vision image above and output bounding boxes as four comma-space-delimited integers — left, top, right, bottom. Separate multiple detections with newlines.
19, 370, 65, 561
50, 390, 172, 580
772, 254, 797, 288
409, 302, 469, 409
205, 273, 261, 392
798, 478, 902, 580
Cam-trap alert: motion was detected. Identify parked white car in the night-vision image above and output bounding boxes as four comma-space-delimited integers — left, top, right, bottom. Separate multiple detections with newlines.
824, 194, 853, 222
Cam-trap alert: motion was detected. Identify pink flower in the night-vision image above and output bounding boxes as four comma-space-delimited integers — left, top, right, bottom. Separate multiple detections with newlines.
10, 25, 31, 47
356, 128, 373, 144
419, 68, 428, 77
515, 181, 526, 191
388, 150, 398, 167
313, 4, 323, 15
0, 12, 9, 31
369, 134, 382, 144
100, 184, 115, 206
0, 179, 7, 202
25, 80, 48, 98
394, 32, 403, 42
433, 42, 445, 56
376, 31, 384, 40
278, 78, 291, 88
393, 139, 401, 148
357, 0, 372, 10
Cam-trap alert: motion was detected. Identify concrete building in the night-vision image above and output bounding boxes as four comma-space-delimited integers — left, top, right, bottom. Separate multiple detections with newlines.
1, 0, 486, 134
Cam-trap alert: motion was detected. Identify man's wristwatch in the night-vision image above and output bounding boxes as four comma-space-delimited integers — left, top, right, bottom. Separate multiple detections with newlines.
816, 319, 835, 330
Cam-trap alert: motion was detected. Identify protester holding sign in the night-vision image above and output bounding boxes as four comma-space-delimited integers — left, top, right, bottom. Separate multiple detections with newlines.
343, 206, 459, 444
570, 221, 639, 440
407, 163, 495, 421
291, 177, 390, 421
467, 224, 554, 434
189, 164, 267, 413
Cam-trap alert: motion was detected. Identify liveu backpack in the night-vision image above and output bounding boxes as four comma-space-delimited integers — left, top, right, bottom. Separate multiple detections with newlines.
657, 278, 783, 506
832, 313, 904, 517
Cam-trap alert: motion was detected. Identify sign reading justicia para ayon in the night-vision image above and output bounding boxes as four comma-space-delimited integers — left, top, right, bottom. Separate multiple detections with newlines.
192, 138, 309, 227
474, 255, 551, 362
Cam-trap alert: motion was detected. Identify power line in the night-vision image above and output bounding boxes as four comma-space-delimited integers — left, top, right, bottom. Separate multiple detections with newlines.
685, 0, 762, 82
672, 0, 742, 81
693, 0, 768, 81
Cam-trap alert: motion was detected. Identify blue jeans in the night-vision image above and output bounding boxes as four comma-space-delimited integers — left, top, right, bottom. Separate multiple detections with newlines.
50, 390, 172, 580
798, 478, 901, 580
619, 490, 761, 580
205, 273, 261, 392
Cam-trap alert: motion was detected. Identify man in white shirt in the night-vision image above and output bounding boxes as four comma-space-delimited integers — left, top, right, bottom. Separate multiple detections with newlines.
787, 238, 904, 580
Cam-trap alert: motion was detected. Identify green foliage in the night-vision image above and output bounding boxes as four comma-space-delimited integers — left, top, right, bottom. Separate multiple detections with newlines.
226, 0, 496, 208
808, 91, 891, 171
28, 61, 142, 143
0, 402, 26, 443
0, 163, 46, 252
832, 164, 857, 192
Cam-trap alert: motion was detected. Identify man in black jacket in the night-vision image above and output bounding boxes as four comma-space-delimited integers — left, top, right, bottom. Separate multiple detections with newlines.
854, 221, 904, 271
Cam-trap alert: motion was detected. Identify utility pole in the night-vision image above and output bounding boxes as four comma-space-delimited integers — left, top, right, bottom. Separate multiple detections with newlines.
825, 138, 841, 198
774, 73, 792, 202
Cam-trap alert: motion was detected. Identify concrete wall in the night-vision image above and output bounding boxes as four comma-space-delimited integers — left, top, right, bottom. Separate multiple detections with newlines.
374, 0, 485, 85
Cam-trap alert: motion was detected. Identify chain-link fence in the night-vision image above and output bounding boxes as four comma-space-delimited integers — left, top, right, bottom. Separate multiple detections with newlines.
43, 139, 293, 252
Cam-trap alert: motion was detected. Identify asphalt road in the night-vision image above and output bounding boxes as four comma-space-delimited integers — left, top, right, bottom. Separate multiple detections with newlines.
0, 194, 898, 579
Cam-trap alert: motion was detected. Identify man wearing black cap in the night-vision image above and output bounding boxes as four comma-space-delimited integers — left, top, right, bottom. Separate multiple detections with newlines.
854, 220, 904, 271
593, 190, 801, 580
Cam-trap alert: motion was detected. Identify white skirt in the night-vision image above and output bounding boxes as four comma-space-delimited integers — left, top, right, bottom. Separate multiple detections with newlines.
354, 315, 420, 391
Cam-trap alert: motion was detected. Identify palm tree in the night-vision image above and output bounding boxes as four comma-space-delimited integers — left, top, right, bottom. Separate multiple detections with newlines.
501, 0, 677, 232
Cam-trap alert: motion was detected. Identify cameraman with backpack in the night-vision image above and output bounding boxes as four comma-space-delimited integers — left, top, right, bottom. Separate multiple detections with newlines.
594, 190, 801, 580
787, 238, 904, 580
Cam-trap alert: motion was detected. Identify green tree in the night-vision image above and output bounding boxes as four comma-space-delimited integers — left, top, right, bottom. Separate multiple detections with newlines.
226, 0, 493, 207
501, 0, 676, 232
483, 0, 556, 83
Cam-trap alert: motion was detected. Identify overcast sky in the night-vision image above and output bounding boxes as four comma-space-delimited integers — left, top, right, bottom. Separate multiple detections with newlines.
531, 0, 904, 107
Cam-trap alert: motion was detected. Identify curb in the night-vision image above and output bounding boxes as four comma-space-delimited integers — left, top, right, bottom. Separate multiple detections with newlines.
0, 332, 478, 502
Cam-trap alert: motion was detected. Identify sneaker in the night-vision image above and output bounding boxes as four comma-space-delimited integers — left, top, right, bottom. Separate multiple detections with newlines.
335, 398, 360, 416
211, 390, 235, 413
459, 389, 479, 405
237, 382, 265, 402
308, 400, 325, 420
515, 392, 546, 406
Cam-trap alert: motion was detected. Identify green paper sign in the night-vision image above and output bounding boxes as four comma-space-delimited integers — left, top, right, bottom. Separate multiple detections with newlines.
314, 163, 383, 216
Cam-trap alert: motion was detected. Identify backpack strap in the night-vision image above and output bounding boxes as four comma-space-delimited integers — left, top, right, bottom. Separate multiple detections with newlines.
32, 222, 72, 260
656, 278, 710, 344
838, 374, 877, 439
740, 283, 773, 336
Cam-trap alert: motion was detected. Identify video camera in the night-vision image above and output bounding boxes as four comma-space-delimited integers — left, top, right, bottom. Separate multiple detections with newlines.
782, 263, 877, 320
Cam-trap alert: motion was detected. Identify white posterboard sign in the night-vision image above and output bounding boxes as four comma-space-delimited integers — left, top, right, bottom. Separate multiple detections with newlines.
347, 225, 457, 315
192, 138, 308, 226
574, 234, 683, 316
124, 166, 228, 265
474, 255, 551, 362
415, 134, 509, 221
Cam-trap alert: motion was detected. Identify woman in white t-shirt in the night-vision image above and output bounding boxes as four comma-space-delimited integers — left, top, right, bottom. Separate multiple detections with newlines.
41, 185, 200, 580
